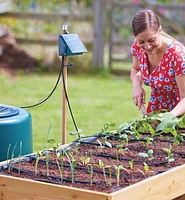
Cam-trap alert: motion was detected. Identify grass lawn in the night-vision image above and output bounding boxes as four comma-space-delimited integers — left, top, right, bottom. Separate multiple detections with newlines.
0, 72, 148, 151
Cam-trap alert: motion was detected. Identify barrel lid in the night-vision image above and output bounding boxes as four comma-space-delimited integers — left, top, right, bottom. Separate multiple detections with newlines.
0, 104, 19, 118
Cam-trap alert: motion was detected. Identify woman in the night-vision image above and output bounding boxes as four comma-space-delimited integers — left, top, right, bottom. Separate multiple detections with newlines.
130, 9, 185, 117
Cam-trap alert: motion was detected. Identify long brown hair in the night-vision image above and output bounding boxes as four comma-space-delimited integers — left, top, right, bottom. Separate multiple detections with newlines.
132, 9, 160, 36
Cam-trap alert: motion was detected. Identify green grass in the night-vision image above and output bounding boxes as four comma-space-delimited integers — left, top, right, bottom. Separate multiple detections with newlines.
0, 72, 145, 151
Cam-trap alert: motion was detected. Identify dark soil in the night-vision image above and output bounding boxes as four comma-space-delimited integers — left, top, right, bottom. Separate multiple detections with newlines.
1, 132, 185, 194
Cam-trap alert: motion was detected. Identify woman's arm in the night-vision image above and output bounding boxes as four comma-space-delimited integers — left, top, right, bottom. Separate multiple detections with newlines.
130, 57, 146, 110
170, 74, 185, 117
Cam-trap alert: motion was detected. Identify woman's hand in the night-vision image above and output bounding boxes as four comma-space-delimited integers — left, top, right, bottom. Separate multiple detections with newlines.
130, 57, 146, 110
132, 86, 146, 110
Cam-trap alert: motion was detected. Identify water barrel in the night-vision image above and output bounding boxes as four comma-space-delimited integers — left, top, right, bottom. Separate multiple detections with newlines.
0, 104, 33, 161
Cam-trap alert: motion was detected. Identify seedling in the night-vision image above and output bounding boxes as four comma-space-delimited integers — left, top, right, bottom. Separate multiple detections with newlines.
94, 121, 116, 136
102, 136, 112, 148
102, 121, 116, 133
115, 145, 125, 164
97, 139, 105, 153
155, 112, 178, 136
128, 160, 134, 170
96, 159, 110, 186
144, 136, 154, 148
44, 150, 51, 177
119, 133, 129, 146
162, 144, 174, 164
114, 164, 129, 186
34, 151, 43, 175
56, 152, 64, 183
104, 165, 112, 186
79, 156, 90, 167
65, 152, 76, 183
47, 137, 66, 181
18, 141, 22, 174
7, 143, 17, 173
89, 149, 93, 161
130, 123, 142, 139
47, 138, 61, 152
87, 164, 93, 186
73, 142, 80, 154
143, 162, 149, 174
69, 129, 84, 141
141, 121, 155, 136
45, 119, 53, 177
138, 162, 153, 176
138, 149, 154, 161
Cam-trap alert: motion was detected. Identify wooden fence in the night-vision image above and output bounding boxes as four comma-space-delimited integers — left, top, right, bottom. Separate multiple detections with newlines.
1, 0, 185, 73
109, 0, 185, 73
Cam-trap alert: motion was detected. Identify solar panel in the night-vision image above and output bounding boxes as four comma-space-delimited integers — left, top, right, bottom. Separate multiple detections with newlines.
58, 34, 87, 56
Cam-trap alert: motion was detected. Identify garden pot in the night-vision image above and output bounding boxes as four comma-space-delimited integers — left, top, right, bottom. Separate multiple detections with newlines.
0, 104, 33, 161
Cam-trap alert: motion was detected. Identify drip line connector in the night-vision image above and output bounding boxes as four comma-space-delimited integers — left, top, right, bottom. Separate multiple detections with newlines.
63, 63, 73, 67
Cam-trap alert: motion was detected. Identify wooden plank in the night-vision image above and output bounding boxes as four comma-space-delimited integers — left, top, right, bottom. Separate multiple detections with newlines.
1, 161, 185, 200
16, 38, 58, 46
1, 146, 185, 200
0, 174, 110, 200
92, 0, 106, 68
0, 11, 93, 21
111, 164, 185, 200
112, 1, 185, 10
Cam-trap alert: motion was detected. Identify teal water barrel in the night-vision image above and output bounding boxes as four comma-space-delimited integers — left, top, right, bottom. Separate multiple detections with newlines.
0, 104, 33, 161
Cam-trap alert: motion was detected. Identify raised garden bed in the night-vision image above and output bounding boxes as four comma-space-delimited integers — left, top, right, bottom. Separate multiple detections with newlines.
1, 111, 185, 199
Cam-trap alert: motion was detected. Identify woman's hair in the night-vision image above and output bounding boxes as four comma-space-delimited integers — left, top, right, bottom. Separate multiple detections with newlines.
132, 9, 161, 36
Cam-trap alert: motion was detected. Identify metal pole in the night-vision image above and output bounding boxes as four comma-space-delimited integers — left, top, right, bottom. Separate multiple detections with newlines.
62, 24, 68, 144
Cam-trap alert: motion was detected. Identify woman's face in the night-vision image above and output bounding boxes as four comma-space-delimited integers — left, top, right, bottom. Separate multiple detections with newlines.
136, 27, 162, 55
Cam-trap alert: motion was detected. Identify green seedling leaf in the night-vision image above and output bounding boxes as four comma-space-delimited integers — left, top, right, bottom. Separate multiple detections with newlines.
129, 160, 134, 170
47, 138, 56, 144
64, 147, 71, 153
139, 149, 154, 160
162, 148, 171, 154
98, 159, 104, 169
156, 119, 178, 132
138, 169, 145, 176
181, 115, 185, 124
143, 162, 149, 173
105, 141, 112, 148
142, 122, 155, 135
137, 127, 146, 132
74, 142, 80, 148
119, 133, 128, 140
118, 122, 131, 132
116, 144, 123, 149
80, 157, 90, 166
106, 122, 115, 127
147, 149, 153, 156
69, 131, 79, 135
138, 153, 148, 158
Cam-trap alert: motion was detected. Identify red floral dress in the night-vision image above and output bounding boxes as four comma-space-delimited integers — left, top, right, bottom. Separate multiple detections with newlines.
131, 39, 185, 113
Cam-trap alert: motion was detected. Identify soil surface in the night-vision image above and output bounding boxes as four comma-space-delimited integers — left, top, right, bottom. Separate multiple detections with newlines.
1, 131, 185, 194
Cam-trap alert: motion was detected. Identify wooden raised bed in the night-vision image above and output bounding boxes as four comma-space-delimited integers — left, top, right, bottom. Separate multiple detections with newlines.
1, 113, 185, 200
1, 148, 185, 200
